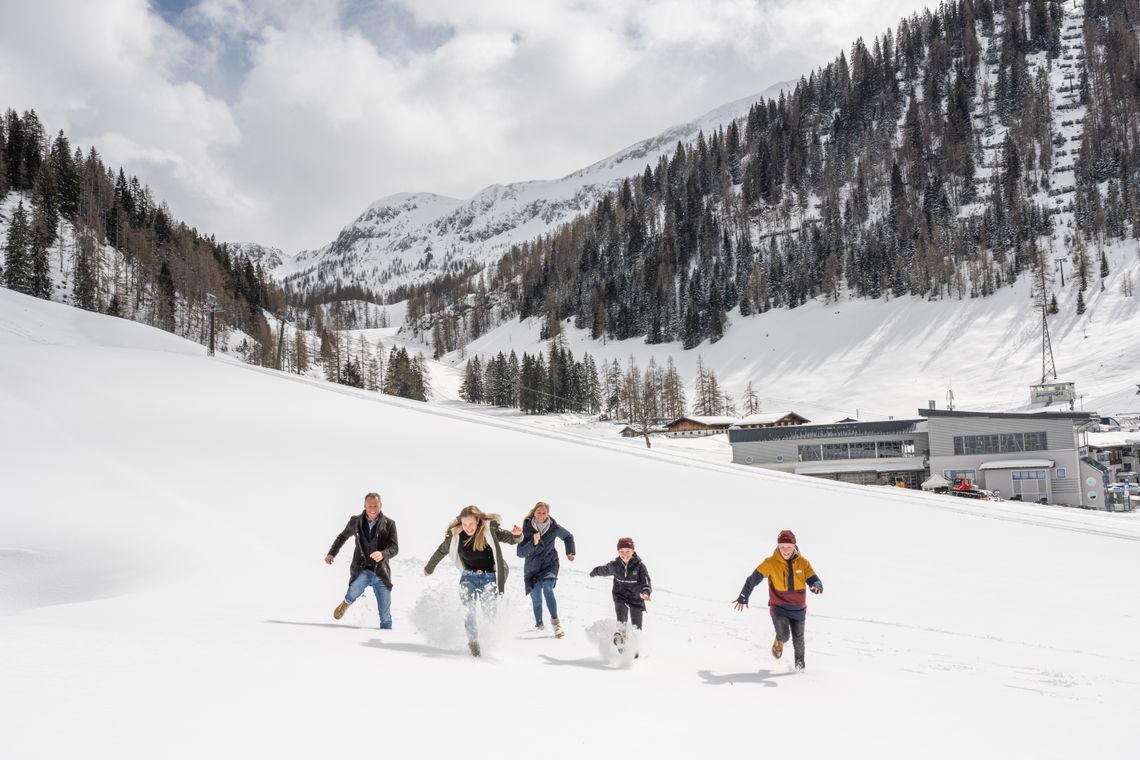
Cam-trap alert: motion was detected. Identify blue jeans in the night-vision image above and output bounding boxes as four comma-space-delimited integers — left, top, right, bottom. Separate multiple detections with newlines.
459, 571, 497, 642
345, 570, 392, 629
530, 578, 558, 625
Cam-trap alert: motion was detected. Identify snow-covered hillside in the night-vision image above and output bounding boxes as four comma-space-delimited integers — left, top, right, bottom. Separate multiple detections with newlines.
2, 287, 1138, 759
418, 239, 1138, 423
275, 82, 793, 293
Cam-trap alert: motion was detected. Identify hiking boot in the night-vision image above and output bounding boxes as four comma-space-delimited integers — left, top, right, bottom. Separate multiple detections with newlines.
613, 630, 626, 653
333, 601, 350, 620
552, 618, 565, 639
534, 622, 545, 631
794, 660, 805, 671
771, 638, 784, 659
468, 641, 481, 658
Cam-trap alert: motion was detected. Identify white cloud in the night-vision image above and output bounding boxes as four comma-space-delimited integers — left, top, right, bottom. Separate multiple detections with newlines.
0, 0, 933, 254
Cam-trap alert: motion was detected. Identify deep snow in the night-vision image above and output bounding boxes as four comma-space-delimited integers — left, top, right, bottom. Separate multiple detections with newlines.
2, 288, 1139, 759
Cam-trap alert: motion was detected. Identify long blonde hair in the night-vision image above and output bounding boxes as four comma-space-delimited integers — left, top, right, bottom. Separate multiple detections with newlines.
447, 505, 501, 551
524, 501, 551, 522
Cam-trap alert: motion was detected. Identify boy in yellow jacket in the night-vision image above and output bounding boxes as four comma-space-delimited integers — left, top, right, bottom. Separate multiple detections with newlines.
732, 529, 823, 670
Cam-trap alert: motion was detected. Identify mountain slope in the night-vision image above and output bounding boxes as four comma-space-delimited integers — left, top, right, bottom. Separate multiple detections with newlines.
275, 82, 793, 294
2, 287, 1138, 758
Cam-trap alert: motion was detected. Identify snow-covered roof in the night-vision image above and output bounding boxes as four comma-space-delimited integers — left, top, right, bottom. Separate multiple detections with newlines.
1086, 432, 1140, 448
922, 473, 950, 489
977, 459, 1055, 471
737, 411, 807, 425
671, 416, 738, 427
795, 461, 927, 475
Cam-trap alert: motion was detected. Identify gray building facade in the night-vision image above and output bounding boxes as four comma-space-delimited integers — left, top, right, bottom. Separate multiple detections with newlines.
728, 419, 930, 487
919, 409, 1102, 508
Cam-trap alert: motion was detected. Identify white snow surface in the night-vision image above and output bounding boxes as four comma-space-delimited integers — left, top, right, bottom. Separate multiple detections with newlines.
2, 288, 1139, 759
275, 82, 793, 292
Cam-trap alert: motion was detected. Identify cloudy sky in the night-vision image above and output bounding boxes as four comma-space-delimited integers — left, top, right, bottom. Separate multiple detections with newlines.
0, 0, 930, 254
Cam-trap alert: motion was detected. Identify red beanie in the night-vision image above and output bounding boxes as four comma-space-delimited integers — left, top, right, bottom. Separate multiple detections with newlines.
777, 529, 797, 545
616, 537, 635, 550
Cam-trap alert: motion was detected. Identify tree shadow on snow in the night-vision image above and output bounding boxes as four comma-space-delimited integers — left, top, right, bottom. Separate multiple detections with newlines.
264, 619, 374, 631
697, 669, 791, 687
361, 640, 467, 659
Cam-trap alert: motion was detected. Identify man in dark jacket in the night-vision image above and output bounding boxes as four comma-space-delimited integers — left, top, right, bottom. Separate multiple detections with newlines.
325, 492, 399, 628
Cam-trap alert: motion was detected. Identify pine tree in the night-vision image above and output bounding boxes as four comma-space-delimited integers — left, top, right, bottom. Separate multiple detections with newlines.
3, 201, 32, 293
1076, 289, 1086, 315
28, 203, 53, 299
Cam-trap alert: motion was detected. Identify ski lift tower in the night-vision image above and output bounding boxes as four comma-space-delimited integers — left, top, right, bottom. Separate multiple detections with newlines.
205, 293, 224, 357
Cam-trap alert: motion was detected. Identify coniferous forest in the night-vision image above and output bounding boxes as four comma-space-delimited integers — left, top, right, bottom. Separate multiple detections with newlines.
0, 108, 282, 363
405, 0, 1140, 356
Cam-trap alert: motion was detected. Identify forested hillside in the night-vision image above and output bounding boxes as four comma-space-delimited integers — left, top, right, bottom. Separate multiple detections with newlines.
0, 109, 282, 362
406, 0, 1138, 356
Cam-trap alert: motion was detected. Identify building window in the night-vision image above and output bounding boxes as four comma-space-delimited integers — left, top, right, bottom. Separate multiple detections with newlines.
953, 432, 1049, 456
798, 445, 823, 461
1056, 468, 1066, 479
823, 443, 850, 460
945, 469, 976, 483
849, 441, 877, 459
1011, 471, 1048, 501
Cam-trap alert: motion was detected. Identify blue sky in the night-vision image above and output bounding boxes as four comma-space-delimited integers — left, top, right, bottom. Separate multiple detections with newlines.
0, 0, 933, 254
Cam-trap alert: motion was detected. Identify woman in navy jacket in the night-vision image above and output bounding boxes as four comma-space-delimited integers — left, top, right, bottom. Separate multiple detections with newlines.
517, 501, 576, 637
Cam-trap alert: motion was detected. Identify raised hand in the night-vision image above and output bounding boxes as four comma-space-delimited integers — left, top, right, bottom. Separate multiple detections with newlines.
511, 524, 523, 536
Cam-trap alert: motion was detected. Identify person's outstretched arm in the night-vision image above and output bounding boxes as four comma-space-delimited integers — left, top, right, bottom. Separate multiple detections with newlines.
325, 517, 355, 564
493, 522, 524, 545
423, 533, 451, 575
733, 569, 765, 609
590, 560, 616, 577
379, 520, 399, 561
561, 527, 576, 559
805, 561, 823, 594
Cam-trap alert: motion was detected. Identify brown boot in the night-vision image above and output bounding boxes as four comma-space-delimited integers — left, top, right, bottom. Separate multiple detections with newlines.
333, 601, 350, 620
468, 641, 481, 657
771, 638, 784, 659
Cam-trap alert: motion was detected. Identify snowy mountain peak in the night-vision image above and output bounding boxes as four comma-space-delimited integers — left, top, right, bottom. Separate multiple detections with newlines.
229, 242, 290, 273
276, 81, 796, 293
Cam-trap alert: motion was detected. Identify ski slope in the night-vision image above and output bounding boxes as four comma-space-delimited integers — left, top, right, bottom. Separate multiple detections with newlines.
1, 288, 1138, 759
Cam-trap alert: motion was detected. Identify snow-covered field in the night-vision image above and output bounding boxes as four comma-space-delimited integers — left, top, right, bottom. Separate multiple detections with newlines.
2, 287, 1139, 759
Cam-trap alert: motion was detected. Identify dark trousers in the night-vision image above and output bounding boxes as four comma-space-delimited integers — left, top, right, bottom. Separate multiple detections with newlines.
772, 612, 806, 665
615, 598, 644, 630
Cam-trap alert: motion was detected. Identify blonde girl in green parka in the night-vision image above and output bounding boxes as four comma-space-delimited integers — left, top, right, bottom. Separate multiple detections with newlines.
424, 505, 523, 657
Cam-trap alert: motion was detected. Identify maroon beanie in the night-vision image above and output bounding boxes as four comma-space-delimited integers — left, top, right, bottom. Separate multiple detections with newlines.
777, 529, 797, 545
616, 537, 635, 550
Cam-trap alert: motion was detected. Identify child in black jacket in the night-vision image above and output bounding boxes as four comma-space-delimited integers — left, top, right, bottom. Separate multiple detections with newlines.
590, 537, 652, 652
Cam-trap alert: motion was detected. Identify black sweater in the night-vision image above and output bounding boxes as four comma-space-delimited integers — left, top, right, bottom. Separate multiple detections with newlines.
590, 554, 652, 605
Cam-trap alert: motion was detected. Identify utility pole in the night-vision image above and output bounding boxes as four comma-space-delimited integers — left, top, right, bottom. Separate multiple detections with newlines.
1055, 257, 1067, 287
205, 293, 224, 357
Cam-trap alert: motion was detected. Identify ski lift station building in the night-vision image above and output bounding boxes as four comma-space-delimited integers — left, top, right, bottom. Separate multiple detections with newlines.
728, 408, 1108, 509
